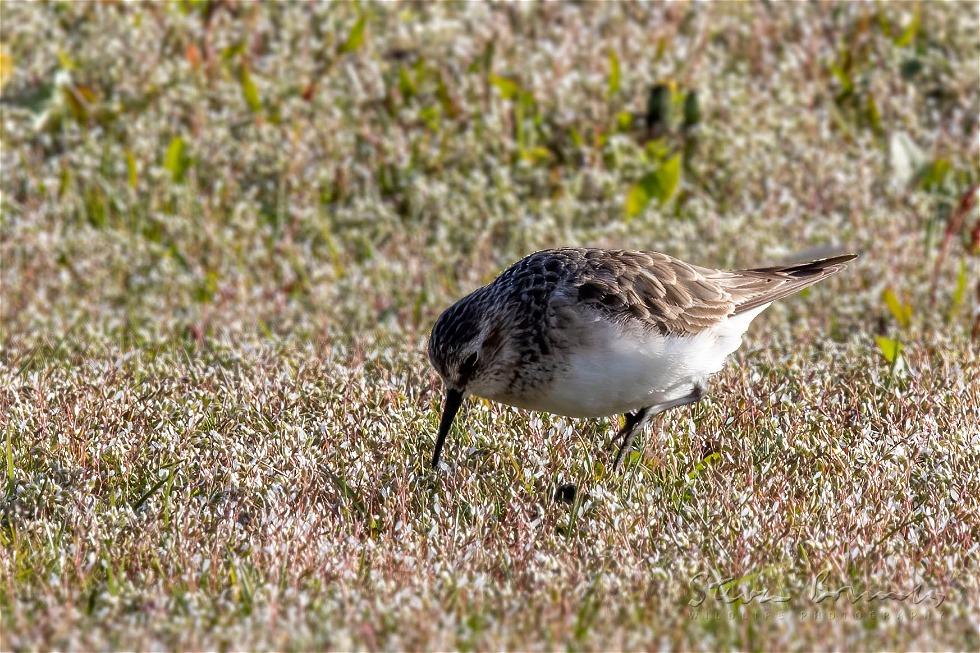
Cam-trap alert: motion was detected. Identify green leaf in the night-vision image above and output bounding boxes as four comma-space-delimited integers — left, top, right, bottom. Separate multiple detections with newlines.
419, 105, 441, 131
56, 50, 76, 71
829, 61, 853, 95
340, 15, 367, 54
220, 41, 246, 62
0, 46, 13, 92
687, 452, 721, 480
606, 49, 620, 99
625, 182, 651, 219
881, 288, 912, 328
654, 153, 682, 203
489, 74, 521, 101
644, 138, 670, 161
62, 83, 97, 123
615, 111, 633, 131
163, 136, 189, 184
948, 259, 969, 320
194, 270, 220, 304
240, 66, 262, 113
875, 336, 903, 364
916, 159, 951, 192
683, 90, 700, 131
132, 470, 171, 510
178, 0, 208, 15
865, 93, 882, 135
520, 146, 552, 164
126, 150, 138, 189
894, 8, 920, 47
624, 153, 683, 219
84, 185, 106, 227
398, 65, 416, 101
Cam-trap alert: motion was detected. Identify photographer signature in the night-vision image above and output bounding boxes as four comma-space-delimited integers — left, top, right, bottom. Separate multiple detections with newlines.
687, 571, 947, 608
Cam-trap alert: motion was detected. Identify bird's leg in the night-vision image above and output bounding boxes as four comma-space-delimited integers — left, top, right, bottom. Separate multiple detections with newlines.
608, 409, 647, 450
611, 407, 651, 471
611, 384, 706, 471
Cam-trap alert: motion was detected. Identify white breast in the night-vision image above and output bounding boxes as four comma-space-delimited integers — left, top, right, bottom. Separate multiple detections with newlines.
519, 304, 770, 418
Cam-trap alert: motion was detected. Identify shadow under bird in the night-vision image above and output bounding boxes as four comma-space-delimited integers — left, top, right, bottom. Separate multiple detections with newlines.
427, 248, 857, 471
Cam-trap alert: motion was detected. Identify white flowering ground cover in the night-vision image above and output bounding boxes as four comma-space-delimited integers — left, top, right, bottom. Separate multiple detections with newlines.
1, 2, 978, 650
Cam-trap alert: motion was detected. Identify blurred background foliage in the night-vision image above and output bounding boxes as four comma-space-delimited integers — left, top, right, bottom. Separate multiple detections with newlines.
1, 1, 977, 351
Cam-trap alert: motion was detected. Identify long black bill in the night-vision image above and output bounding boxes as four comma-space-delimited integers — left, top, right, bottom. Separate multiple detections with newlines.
432, 388, 463, 469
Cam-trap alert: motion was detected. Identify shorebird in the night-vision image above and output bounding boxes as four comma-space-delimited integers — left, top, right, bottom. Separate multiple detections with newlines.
427, 248, 856, 471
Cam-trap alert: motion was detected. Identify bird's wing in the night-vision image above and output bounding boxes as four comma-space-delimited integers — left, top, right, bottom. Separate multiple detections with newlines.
710, 254, 858, 315
556, 249, 736, 336
556, 249, 856, 336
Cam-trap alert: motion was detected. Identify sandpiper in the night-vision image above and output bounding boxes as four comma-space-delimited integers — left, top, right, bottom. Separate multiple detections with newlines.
428, 248, 857, 470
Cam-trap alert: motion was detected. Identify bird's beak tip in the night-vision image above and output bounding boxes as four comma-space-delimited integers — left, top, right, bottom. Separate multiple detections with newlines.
431, 387, 464, 469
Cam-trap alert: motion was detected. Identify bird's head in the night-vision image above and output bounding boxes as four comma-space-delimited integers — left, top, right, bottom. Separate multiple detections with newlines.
427, 291, 509, 468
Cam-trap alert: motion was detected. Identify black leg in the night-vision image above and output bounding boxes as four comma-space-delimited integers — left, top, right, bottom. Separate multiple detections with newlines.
610, 384, 707, 471
608, 409, 645, 449
612, 407, 651, 471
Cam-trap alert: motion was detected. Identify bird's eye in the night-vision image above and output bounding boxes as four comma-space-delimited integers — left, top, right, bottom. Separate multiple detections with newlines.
459, 352, 479, 379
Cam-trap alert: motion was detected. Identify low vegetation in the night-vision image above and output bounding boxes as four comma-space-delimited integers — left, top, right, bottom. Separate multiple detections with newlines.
1, 2, 978, 649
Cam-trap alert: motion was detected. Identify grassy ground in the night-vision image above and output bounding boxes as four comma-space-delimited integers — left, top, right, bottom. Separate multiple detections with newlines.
2, 2, 979, 650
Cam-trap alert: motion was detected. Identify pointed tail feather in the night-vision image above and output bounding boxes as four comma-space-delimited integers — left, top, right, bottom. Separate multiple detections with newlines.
723, 253, 859, 315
